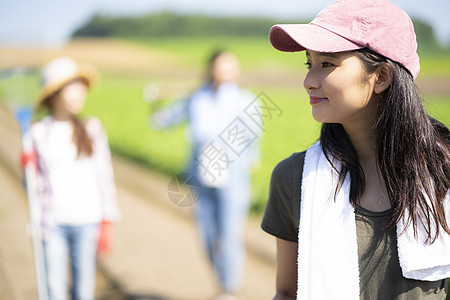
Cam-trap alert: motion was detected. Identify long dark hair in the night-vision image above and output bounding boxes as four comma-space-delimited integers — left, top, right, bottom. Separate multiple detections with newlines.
320, 48, 450, 243
38, 79, 93, 157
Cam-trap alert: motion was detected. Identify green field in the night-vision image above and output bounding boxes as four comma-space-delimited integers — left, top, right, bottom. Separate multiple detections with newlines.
1, 37, 449, 214
80, 37, 450, 213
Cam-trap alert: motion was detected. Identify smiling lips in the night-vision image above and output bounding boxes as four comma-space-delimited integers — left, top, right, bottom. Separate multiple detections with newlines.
309, 96, 328, 105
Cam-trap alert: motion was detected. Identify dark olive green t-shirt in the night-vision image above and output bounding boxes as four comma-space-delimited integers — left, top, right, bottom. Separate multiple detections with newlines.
261, 152, 448, 299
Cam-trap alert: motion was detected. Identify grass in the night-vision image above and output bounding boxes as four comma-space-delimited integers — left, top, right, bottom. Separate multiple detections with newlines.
130, 36, 450, 76
84, 73, 189, 174
82, 74, 321, 212
78, 37, 450, 213
417, 54, 450, 77
128, 36, 305, 72
423, 96, 450, 125
1, 37, 449, 214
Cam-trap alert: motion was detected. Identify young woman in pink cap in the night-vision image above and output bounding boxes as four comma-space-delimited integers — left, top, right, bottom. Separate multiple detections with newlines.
261, 0, 449, 299
31, 57, 121, 300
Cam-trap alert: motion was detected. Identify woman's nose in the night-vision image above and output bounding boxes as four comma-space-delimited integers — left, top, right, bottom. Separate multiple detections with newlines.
303, 70, 320, 92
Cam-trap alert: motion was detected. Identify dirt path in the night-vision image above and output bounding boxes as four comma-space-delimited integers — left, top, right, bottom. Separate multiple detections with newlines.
0, 99, 276, 299
99, 155, 276, 300
0, 161, 37, 299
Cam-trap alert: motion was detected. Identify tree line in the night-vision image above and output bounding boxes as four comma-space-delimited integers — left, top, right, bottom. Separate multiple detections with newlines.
72, 12, 446, 53
72, 12, 281, 38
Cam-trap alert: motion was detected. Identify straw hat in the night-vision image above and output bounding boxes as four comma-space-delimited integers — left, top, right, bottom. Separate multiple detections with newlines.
38, 56, 99, 106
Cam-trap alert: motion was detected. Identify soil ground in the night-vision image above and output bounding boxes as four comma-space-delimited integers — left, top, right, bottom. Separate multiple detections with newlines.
0, 93, 276, 300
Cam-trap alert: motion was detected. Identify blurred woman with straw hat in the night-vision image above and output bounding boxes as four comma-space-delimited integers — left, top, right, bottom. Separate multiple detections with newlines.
31, 56, 120, 300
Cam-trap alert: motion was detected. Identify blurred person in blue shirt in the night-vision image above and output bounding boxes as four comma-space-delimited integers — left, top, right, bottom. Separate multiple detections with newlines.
148, 50, 261, 299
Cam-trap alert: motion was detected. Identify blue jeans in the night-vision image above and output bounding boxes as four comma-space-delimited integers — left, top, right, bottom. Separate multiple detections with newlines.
43, 224, 99, 300
196, 185, 250, 293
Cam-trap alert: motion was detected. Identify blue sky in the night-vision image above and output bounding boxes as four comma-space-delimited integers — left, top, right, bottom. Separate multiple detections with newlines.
1, 0, 450, 47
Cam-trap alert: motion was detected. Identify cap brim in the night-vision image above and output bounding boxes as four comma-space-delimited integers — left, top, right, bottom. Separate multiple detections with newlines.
269, 24, 364, 53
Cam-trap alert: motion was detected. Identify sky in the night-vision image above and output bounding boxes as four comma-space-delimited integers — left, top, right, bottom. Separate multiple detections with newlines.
1, 0, 450, 47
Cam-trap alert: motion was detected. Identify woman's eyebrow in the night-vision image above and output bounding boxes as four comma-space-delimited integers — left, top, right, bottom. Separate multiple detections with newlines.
305, 51, 339, 58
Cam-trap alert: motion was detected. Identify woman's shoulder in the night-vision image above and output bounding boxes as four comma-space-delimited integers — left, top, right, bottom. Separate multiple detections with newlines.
84, 116, 104, 133
272, 151, 306, 179
190, 84, 212, 98
30, 116, 53, 136
31, 115, 52, 126
262, 151, 306, 241
238, 87, 256, 99
271, 151, 307, 201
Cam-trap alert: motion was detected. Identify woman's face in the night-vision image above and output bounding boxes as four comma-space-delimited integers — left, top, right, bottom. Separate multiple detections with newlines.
303, 50, 378, 128
53, 79, 88, 117
210, 53, 240, 87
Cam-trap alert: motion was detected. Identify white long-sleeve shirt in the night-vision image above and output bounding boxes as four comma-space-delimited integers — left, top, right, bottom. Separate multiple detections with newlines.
31, 116, 120, 229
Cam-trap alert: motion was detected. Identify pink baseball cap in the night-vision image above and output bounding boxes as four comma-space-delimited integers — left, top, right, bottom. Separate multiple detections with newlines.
269, 0, 420, 79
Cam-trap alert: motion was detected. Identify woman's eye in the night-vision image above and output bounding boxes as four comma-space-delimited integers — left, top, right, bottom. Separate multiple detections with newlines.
321, 62, 334, 68
305, 61, 334, 69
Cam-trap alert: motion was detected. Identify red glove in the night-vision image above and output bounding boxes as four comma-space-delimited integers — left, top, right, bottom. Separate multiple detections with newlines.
97, 220, 113, 257
20, 150, 38, 171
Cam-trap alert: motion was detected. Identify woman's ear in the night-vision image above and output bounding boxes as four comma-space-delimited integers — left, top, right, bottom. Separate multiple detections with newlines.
373, 63, 393, 94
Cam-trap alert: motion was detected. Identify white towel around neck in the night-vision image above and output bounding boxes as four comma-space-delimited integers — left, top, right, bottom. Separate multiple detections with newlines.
297, 141, 450, 300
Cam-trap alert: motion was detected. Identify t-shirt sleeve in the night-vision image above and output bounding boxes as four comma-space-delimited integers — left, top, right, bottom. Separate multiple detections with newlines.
261, 152, 305, 242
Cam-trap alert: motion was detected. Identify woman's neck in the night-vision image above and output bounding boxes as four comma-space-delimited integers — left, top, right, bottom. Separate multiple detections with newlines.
343, 120, 392, 211
52, 111, 73, 121
343, 122, 376, 161
52, 115, 73, 122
